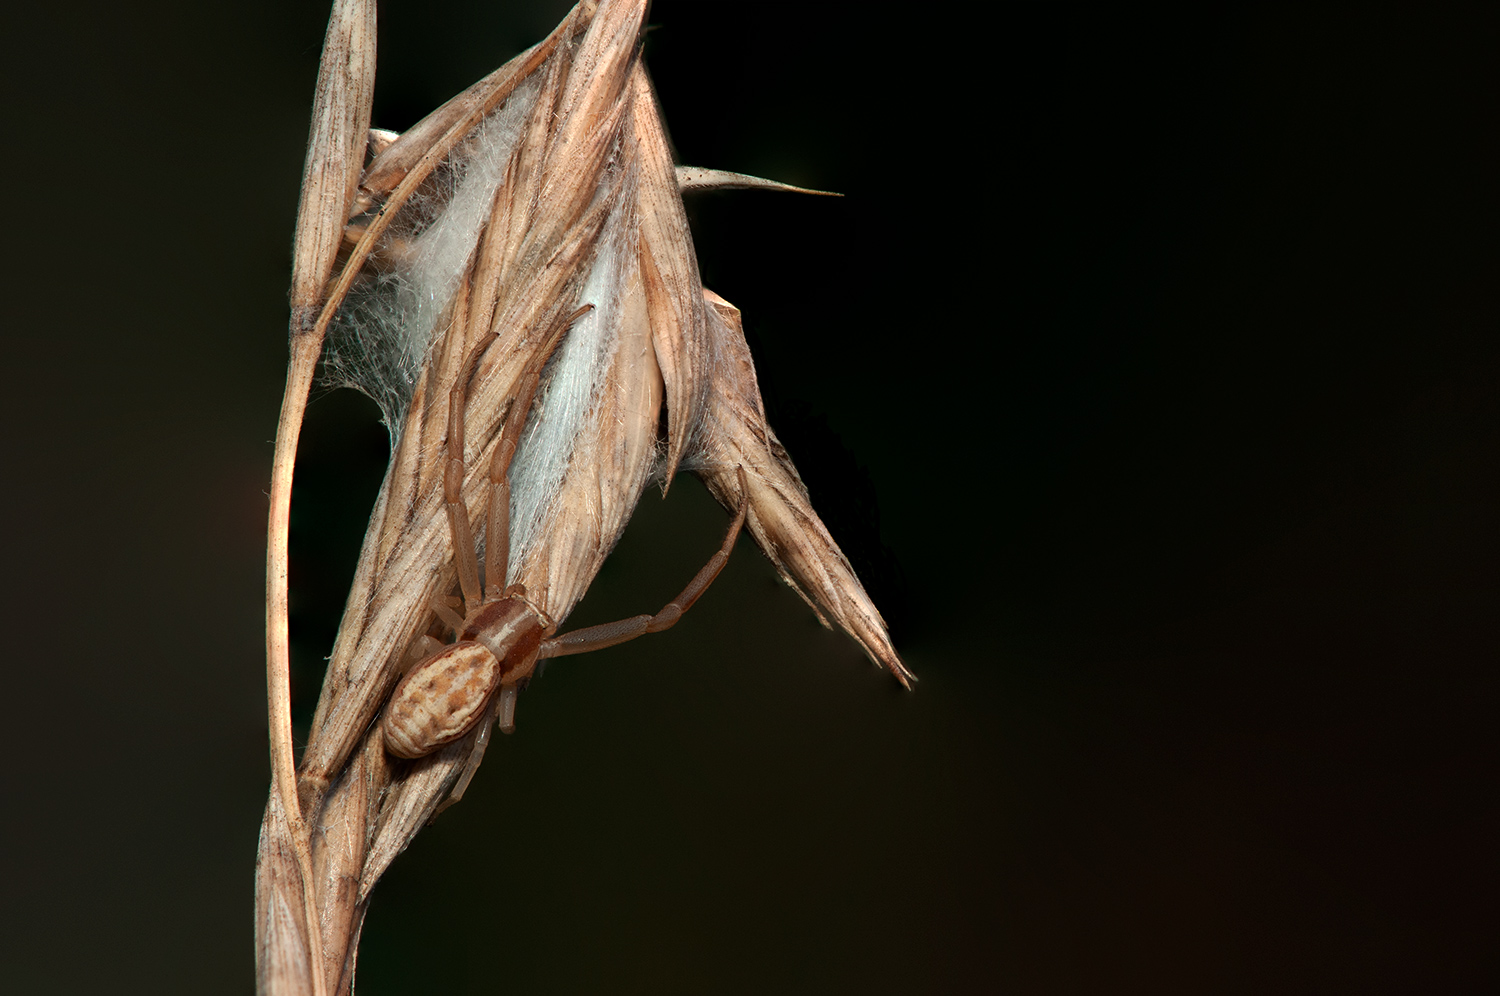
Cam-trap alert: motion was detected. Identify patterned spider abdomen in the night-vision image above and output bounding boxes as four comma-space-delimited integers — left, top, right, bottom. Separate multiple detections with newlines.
382, 641, 501, 759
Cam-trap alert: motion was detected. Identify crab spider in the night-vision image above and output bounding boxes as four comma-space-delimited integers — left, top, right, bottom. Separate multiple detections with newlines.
380, 305, 748, 805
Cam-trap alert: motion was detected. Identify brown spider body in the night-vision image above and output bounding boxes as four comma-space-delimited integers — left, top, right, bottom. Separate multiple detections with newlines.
382, 641, 502, 759
381, 594, 549, 759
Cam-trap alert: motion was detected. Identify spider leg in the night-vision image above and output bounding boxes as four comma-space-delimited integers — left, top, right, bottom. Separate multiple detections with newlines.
539, 466, 750, 659
482, 306, 584, 597
485, 436, 516, 600
437, 702, 494, 813
445, 351, 486, 615
495, 683, 519, 734
443, 303, 592, 603
434, 641, 534, 812
428, 598, 465, 637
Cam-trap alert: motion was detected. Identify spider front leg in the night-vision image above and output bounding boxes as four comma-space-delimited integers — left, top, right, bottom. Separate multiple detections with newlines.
445, 303, 593, 612
442, 359, 485, 615
539, 466, 751, 660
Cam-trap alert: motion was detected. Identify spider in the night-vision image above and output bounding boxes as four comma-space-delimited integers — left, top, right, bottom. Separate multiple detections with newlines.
379, 304, 748, 804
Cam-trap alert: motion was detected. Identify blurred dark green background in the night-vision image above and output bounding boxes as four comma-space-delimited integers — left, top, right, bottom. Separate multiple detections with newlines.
3, 2, 1495, 992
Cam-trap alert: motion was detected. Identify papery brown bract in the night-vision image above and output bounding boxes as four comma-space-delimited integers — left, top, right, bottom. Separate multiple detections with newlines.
689, 291, 915, 689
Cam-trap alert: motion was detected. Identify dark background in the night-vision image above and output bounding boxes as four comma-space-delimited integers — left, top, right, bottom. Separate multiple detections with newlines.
3, 2, 1496, 992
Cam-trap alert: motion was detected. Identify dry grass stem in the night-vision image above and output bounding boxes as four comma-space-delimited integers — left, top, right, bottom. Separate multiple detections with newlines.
260, 2, 374, 994
257, 3, 909, 992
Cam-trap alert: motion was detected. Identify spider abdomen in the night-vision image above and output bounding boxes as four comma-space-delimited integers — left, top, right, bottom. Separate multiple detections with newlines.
382, 641, 501, 759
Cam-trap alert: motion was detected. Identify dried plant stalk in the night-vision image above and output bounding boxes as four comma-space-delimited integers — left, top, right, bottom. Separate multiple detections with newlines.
257, 3, 910, 992
259, 2, 375, 994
